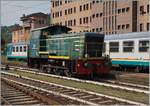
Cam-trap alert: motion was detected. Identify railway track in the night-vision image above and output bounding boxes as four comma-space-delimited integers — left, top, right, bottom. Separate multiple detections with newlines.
1, 78, 52, 105
2, 65, 148, 92
1, 76, 85, 105
1, 72, 146, 105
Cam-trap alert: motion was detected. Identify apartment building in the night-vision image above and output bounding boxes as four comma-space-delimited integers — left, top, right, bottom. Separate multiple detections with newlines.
12, 12, 49, 43
51, 0, 149, 34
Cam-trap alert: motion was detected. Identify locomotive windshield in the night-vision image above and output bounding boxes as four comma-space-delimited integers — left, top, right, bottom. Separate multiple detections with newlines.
84, 33, 104, 58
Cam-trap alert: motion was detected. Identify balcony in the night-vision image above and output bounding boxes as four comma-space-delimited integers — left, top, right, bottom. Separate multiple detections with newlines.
23, 22, 31, 28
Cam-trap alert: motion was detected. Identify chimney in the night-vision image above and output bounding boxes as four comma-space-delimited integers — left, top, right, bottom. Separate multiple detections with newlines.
23, 14, 25, 17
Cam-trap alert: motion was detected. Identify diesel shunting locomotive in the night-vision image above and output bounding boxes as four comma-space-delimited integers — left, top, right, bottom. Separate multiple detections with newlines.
28, 25, 111, 77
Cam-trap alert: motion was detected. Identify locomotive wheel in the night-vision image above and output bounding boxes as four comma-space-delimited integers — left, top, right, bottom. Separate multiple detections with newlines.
64, 70, 71, 77
90, 72, 94, 79
53, 68, 60, 75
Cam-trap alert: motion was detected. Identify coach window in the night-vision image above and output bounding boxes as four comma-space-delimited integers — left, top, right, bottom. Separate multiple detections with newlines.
13, 47, 15, 52
20, 46, 22, 52
16, 47, 19, 52
123, 41, 134, 52
109, 42, 119, 52
24, 46, 27, 52
139, 40, 149, 52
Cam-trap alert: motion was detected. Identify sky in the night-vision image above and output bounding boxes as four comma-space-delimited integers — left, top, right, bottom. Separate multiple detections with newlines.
1, 0, 51, 26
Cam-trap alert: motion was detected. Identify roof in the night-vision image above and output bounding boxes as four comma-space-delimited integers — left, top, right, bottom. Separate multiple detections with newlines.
104, 32, 150, 40
20, 12, 49, 21
31, 25, 72, 32
12, 26, 23, 31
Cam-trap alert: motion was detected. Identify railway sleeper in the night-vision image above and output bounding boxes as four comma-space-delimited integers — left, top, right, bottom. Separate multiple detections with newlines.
1, 78, 54, 105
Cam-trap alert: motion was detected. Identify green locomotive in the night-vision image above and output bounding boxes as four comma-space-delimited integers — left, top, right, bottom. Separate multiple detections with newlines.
28, 25, 111, 77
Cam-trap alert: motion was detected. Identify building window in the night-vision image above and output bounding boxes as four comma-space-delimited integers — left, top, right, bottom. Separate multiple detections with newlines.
123, 41, 134, 52
65, 21, 67, 26
140, 23, 143, 31
65, 9, 67, 15
80, 5, 82, 11
86, 4, 89, 10
139, 40, 149, 52
92, 0, 95, 4
100, 13, 103, 17
147, 5, 149, 13
70, 20, 72, 26
118, 25, 121, 30
147, 23, 149, 31
96, 28, 99, 32
96, 13, 99, 17
99, 28, 102, 32
122, 25, 125, 29
80, 18, 82, 24
118, 9, 121, 14
83, 4, 86, 10
83, 17, 86, 24
96, 0, 99, 3
92, 14, 95, 18
92, 28, 95, 32
109, 42, 119, 52
39, 20, 41, 24
90, 3, 92, 9
122, 8, 125, 13
60, 11, 62, 16
53, 13, 55, 18
71, 8, 72, 14
126, 24, 130, 29
42, 20, 44, 24
52, 2, 54, 7
126, 7, 130, 12
140, 6, 144, 14
68, 9, 70, 14
60, 1, 62, 5
74, 7, 76, 13
86, 17, 88, 23
74, 19, 76, 26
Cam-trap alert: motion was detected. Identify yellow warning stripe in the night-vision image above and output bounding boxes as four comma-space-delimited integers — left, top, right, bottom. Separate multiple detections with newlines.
39, 51, 49, 54
49, 55, 70, 59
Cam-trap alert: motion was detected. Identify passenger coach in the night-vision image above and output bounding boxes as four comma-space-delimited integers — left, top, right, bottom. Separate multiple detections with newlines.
103, 32, 149, 72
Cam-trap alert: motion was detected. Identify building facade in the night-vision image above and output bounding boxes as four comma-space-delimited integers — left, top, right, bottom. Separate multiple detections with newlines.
12, 12, 49, 43
51, 0, 149, 34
